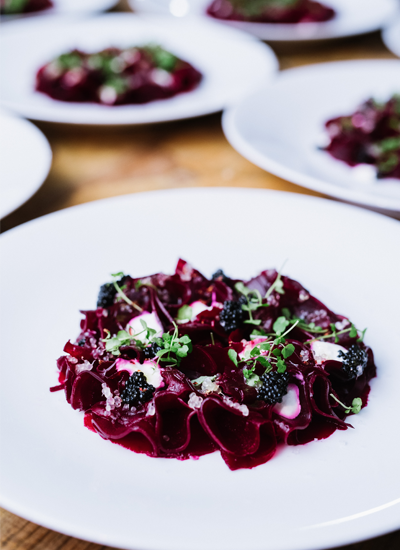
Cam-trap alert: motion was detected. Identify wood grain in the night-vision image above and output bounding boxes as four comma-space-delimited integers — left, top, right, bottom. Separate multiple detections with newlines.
1, 4, 399, 549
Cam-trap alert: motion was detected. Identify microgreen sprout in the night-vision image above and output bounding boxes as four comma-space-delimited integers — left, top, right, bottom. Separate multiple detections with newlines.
112, 272, 143, 312
154, 323, 192, 366
176, 305, 193, 322
281, 307, 367, 345
242, 365, 261, 387
234, 282, 266, 326
234, 265, 287, 327
103, 329, 140, 356
264, 264, 286, 300
305, 322, 364, 344
330, 394, 363, 415
228, 349, 238, 367
102, 318, 157, 355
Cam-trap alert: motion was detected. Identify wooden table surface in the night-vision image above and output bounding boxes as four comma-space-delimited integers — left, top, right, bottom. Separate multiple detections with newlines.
1, 2, 399, 549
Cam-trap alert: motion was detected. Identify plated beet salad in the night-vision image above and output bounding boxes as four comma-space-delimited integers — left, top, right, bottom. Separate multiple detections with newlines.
36, 45, 202, 105
52, 260, 376, 470
324, 95, 400, 180
207, 0, 335, 23
0, 0, 52, 14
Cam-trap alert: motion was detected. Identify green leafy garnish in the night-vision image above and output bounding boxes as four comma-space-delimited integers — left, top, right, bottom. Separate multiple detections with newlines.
282, 343, 295, 359
330, 394, 363, 414
273, 316, 290, 336
140, 319, 157, 341
103, 329, 135, 356
228, 349, 238, 367
154, 324, 192, 366
177, 305, 193, 322
276, 359, 287, 373
242, 365, 261, 386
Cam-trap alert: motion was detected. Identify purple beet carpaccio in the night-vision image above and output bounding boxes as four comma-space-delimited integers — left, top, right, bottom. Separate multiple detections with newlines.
51, 260, 376, 470
324, 95, 400, 180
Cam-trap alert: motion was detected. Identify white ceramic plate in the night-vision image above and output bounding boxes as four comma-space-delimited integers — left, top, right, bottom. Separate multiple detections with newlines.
0, 13, 278, 125
1, 187, 400, 550
382, 16, 400, 58
1, 0, 118, 19
223, 60, 400, 212
129, 0, 399, 41
0, 108, 52, 218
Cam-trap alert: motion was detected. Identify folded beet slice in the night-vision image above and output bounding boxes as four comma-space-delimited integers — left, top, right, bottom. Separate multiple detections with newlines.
155, 393, 196, 452
199, 397, 269, 457
221, 421, 277, 470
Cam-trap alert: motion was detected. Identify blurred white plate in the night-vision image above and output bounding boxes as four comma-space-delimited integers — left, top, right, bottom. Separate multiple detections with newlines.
1, 188, 400, 550
129, 0, 399, 41
223, 60, 400, 212
1, 0, 118, 19
382, 16, 400, 58
0, 13, 278, 125
0, 109, 52, 218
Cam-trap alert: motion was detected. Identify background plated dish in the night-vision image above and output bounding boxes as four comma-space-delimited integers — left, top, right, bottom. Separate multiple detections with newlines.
223, 60, 400, 212
0, 108, 52, 218
0, 0, 118, 18
0, 13, 278, 124
129, 0, 399, 42
1, 188, 400, 550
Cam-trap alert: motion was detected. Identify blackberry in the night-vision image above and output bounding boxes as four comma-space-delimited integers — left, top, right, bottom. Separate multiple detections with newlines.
121, 371, 155, 406
143, 341, 163, 360
219, 297, 246, 332
257, 370, 289, 405
212, 269, 230, 283
338, 344, 368, 379
77, 338, 86, 346
97, 283, 117, 308
96, 275, 130, 308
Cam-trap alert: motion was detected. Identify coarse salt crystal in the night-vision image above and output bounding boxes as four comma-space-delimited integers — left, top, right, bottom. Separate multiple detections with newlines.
201, 377, 219, 394
75, 360, 93, 374
300, 350, 310, 363
222, 396, 249, 416
299, 290, 309, 302
188, 392, 203, 409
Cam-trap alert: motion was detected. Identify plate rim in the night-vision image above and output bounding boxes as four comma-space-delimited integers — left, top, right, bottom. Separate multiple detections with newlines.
0, 12, 278, 125
0, 108, 52, 218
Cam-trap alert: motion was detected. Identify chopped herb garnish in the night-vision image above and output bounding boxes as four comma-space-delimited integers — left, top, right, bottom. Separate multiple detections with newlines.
177, 304, 193, 321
